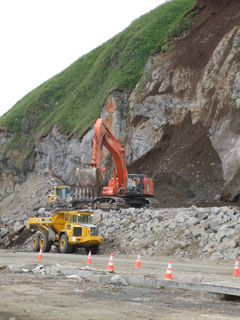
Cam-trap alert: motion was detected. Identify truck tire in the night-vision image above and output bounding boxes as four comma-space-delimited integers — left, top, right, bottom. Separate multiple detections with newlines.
39, 233, 52, 252
85, 245, 99, 255
59, 234, 73, 254
32, 233, 40, 252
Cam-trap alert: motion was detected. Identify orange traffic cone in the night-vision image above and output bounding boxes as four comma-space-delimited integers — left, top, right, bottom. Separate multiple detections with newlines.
87, 251, 92, 265
165, 259, 173, 280
37, 247, 43, 261
135, 253, 141, 268
107, 253, 114, 272
233, 258, 240, 276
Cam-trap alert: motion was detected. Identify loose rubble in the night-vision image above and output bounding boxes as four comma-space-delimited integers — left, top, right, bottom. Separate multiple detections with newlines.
99, 205, 240, 261
0, 173, 63, 249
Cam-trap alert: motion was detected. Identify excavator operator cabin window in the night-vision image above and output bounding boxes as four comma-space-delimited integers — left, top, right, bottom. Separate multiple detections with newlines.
127, 178, 137, 191
73, 215, 77, 223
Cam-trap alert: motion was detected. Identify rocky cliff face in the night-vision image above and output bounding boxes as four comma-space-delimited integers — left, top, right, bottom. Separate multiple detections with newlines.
34, 89, 130, 184
0, 89, 130, 196
0, 128, 15, 200
127, 0, 240, 205
1, 0, 240, 206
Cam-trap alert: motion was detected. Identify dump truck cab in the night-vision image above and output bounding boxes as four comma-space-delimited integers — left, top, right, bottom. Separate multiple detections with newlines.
27, 210, 103, 254
48, 185, 73, 203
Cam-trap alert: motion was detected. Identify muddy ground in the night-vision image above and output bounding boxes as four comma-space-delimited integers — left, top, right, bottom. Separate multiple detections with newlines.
1, 250, 240, 320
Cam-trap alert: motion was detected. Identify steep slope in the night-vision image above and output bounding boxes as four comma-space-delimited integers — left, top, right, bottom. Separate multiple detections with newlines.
128, 0, 240, 206
0, 0, 195, 164
0, 0, 196, 201
128, 112, 223, 207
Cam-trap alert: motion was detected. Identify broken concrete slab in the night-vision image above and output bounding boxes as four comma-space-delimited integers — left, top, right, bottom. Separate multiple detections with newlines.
32, 265, 44, 274
90, 273, 240, 298
111, 274, 128, 286
66, 274, 83, 281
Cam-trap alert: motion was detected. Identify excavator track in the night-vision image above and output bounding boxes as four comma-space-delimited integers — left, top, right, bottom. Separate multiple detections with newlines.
124, 196, 160, 209
91, 196, 159, 210
144, 197, 160, 208
92, 197, 128, 210
67, 196, 159, 211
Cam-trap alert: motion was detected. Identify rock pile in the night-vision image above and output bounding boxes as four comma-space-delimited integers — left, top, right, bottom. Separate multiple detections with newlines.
0, 173, 61, 248
99, 205, 240, 261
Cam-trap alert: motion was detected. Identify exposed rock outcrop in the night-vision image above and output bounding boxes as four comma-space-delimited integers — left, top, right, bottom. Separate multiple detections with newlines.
0, 90, 130, 197
127, 1, 240, 203
35, 125, 94, 184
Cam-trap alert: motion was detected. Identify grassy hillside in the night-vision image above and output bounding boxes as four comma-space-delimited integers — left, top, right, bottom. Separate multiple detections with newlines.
0, 0, 196, 164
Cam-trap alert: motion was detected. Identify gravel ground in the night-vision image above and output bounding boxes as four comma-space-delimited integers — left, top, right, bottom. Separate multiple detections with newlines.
0, 249, 240, 320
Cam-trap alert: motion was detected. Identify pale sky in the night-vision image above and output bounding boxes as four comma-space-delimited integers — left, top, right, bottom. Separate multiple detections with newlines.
0, 0, 166, 117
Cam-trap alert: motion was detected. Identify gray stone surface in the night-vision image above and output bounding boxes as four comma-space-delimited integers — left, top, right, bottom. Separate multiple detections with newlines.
0, 227, 8, 238
99, 206, 240, 261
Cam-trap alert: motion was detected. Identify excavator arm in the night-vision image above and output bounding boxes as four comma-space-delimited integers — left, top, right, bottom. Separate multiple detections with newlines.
90, 118, 128, 194
90, 118, 104, 169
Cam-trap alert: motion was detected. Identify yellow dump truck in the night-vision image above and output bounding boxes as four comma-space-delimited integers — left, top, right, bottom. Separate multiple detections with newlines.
48, 185, 73, 203
27, 210, 103, 254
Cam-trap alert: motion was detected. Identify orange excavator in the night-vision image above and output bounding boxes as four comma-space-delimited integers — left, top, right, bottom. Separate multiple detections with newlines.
73, 118, 159, 210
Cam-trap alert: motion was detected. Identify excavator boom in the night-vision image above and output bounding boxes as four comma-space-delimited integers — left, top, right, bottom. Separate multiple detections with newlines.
90, 118, 104, 169
90, 118, 128, 194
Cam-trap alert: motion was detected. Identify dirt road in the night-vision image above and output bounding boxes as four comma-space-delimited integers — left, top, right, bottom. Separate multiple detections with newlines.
0, 250, 240, 320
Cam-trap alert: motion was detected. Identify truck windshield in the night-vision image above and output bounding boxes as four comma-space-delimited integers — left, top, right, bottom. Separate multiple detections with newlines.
56, 187, 70, 200
78, 215, 92, 224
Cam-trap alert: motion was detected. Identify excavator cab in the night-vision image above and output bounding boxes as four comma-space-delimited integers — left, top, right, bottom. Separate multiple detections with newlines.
127, 174, 154, 197
127, 175, 139, 192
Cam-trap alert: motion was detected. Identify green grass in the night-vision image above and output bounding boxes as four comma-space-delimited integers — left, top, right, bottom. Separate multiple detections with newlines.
0, 0, 196, 163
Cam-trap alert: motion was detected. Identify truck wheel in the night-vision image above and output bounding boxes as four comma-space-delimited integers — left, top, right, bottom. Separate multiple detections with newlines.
85, 245, 99, 255
32, 234, 40, 252
59, 234, 73, 254
39, 233, 52, 252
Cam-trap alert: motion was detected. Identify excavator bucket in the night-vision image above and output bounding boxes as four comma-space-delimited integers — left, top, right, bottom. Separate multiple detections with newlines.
72, 168, 102, 206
